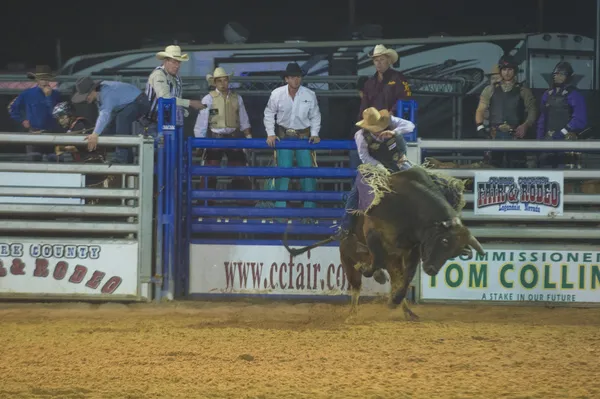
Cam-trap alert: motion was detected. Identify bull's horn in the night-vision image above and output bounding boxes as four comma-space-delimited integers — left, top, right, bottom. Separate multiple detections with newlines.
468, 235, 485, 256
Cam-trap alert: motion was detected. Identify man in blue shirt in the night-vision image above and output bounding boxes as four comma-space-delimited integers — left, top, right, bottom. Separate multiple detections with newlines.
9, 65, 61, 159
71, 77, 150, 163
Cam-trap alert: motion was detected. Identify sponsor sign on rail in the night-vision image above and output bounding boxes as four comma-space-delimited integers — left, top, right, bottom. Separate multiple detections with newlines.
0, 240, 138, 296
474, 170, 563, 216
189, 244, 391, 296
422, 249, 600, 303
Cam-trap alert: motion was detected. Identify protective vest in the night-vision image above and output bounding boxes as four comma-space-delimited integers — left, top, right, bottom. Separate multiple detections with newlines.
544, 86, 574, 132
68, 117, 91, 133
145, 66, 182, 122
209, 90, 240, 130
488, 82, 524, 127
363, 132, 404, 172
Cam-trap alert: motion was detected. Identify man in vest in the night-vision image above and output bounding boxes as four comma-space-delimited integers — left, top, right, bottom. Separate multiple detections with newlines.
337, 107, 415, 239
475, 55, 537, 168
263, 62, 322, 209
537, 61, 588, 168
145, 45, 206, 129
194, 67, 252, 190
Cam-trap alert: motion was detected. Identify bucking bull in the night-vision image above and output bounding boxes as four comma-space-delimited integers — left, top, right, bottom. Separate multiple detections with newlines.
284, 164, 485, 321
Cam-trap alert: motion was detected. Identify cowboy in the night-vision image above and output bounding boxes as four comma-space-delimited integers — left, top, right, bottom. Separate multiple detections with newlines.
537, 61, 588, 169
475, 54, 537, 168
263, 62, 321, 209
337, 107, 415, 238
194, 67, 252, 190
8, 65, 61, 159
145, 45, 206, 127
358, 44, 411, 120
71, 76, 151, 163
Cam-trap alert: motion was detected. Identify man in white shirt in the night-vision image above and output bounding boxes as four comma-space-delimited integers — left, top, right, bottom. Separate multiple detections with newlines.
194, 67, 252, 189
145, 45, 206, 126
263, 63, 321, 208
338, 107, 415, 238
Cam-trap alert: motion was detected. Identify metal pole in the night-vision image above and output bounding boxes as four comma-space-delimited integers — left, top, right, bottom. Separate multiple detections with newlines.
596, 0, 600, 90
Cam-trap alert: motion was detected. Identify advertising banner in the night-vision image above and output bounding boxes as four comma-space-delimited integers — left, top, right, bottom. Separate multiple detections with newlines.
0, 240, 139, 296
189, 244, 392, 296
474, 170, 563, 216
421, 249, 600, 303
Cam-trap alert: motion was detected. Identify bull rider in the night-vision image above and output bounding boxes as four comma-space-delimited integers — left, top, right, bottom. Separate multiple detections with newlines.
337, 107, 415, 239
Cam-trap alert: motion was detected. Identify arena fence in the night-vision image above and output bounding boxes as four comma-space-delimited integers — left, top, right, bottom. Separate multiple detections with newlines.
156, 98, 600, 308
0, 132, 155, 301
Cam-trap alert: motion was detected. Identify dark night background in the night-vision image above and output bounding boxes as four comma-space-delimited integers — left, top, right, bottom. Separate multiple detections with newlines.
0, 0, 597, 69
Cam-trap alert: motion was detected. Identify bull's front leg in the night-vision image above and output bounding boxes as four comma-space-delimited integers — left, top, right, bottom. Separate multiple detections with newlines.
361, 229, 386, 279
387, 250, 420, 321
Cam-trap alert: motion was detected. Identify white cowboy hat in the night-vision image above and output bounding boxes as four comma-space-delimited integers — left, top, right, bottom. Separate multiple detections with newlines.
207, 67, 233, 86
369, 44, 399, 64
156, 45, 189, 62
356, 107, 391, 133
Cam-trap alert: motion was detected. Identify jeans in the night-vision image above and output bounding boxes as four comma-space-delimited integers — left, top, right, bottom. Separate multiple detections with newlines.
102, 95, 151, 163
340, 177, 359, 230
265, 136, 317, 208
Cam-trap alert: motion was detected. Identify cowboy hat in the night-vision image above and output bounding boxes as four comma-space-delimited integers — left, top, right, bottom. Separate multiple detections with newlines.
27, 65, 55, 80
71, 76, 101, 103
282, 62, 304, 78
156, 45, 189, 62
369, 44, 399, 64
356, 107, 391, 133
206, 67, 233, 86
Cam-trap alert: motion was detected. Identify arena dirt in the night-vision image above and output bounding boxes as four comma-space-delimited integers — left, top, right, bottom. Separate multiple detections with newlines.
1, 301, 599, 399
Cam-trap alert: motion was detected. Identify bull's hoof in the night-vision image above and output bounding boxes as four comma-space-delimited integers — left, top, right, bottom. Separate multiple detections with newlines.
372, 270, 388, 284
403, 309, 420, 322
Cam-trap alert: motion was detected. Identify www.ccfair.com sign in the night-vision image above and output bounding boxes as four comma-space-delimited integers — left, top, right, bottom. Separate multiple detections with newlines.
474, 170, 563, 216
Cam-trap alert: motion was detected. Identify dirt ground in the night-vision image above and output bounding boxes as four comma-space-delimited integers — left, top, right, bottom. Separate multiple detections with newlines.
1, 301, 599, 399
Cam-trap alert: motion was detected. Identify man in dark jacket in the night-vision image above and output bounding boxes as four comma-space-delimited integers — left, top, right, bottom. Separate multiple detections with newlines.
358, 44, 411, 120
537, 61, 588, 169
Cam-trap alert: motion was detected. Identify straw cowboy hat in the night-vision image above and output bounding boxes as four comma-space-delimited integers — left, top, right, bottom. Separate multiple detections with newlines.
206, 67, 232, 86
369, 44, 399, 64
156, 45, 189, 62
27, 65, 55, 80
356, 107, 391, 133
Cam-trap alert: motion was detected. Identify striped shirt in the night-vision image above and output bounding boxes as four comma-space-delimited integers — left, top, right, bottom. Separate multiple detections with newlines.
145, 66, 185, 122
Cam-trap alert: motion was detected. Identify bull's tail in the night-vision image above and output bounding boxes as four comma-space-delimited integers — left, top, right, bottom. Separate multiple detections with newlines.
283, 227, 336, 257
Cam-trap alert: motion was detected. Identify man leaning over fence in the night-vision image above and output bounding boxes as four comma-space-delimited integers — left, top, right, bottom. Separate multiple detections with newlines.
142, 45, 206, 136
263, 62, 322, 209
71, 77, 151, 164
194, 67, 253, 191
8, 65, 61, 160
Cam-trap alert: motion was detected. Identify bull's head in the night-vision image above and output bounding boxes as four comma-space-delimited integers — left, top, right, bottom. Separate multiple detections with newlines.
420, 217, 485, 276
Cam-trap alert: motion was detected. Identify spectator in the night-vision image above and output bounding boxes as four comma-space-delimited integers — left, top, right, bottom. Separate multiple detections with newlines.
475, 54, 537, 168
145, 45, 206, 131
194, 67, 252, 190
537, 61, 587, 169
263, 62, 321, 209
8, 65, 61, 159
71, 77, 151, 163
358, 44, 411, 120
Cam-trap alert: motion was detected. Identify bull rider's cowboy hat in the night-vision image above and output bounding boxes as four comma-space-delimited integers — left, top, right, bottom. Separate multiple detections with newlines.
369, 44, 399, 64
356, 107, 391, 133
282, 62, 305, 78
27, 65, 55, 80
71, 76, 101, 103
156, 45, 189, 62
206, 67, 233, 86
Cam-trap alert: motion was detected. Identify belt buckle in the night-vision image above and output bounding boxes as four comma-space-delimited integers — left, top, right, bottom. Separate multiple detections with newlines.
498, 123, 511, 133
285, 128, 298, 137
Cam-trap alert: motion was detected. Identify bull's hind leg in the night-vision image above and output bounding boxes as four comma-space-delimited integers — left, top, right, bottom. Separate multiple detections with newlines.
341, 253, 362, 317
362, 229, 386, 278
